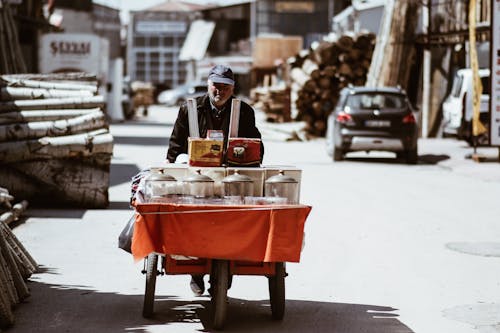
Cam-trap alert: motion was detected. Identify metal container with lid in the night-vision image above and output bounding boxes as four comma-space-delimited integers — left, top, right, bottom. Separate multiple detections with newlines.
264, 170, 299, 204
144, 169, 178, 201
182, 169, 215, 197
222, 169, 254, 199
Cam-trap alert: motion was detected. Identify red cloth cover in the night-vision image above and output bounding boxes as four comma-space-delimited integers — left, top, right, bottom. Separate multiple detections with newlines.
132, 203, 311, 263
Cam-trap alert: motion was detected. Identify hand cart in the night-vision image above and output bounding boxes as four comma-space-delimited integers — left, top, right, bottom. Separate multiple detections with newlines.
132, 203, 311, 330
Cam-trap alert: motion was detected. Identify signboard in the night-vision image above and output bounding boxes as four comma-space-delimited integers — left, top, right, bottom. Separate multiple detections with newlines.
491, 0, 500, 146
275, 1, 314, 13
39, 33, 109, 82
179, 20, 215, 61
136, 21, 187, 34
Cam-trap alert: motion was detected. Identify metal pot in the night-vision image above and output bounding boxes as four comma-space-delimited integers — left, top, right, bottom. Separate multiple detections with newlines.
182, 169, 215, 198
264, 170, 299, 204
222, 169, 254, 199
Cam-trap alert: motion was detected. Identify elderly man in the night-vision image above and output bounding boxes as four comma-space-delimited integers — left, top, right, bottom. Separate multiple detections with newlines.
166, 65, 264, 295
167, 64, 264, 164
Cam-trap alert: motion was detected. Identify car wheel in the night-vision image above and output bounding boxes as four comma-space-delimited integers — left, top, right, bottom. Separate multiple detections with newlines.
405, 148, 418, 164
333, 146, 344, 161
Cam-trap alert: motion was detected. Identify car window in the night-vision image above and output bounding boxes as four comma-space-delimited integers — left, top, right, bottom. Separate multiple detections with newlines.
346, 93, 405, 109
481, 75, 490, 94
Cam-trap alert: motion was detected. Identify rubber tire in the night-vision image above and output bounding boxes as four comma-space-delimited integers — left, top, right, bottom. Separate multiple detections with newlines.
333, 146, 344, 161
268, 262, 286, 320
211, 260, 229, 330
406, 148, 418, 165
143, 254, 158, 318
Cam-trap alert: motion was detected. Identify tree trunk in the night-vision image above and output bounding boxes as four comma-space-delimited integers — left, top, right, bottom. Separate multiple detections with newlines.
1, 87, 94, 100
0, 108, 100, 125
0, 111, 107, 142
0, 161, 110, 208
0, 129, 113, 163
0, 96, 104, 112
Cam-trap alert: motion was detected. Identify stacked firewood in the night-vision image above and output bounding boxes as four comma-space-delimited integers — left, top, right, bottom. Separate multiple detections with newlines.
289, 31, 376, 136
0, 187, 37, 329
0, 73, 113, 208
250, 78, 291, 123
0, 1, 27, 74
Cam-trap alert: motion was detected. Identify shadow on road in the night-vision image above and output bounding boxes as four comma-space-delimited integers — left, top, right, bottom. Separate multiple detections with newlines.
109, 163, 141, 187
11, 279, 414, 333
344, 154, 450, 165
112, 136, 169, 147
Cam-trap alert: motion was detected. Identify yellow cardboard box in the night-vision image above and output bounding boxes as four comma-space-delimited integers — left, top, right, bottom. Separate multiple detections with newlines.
188, 138, 223, 167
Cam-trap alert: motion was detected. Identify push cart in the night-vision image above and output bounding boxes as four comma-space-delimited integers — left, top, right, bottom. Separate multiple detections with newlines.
132, 202, 312, 330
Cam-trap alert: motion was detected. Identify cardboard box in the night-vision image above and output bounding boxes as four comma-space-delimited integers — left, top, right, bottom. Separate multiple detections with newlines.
188, 138, 223, 167
253, 36, 303, 68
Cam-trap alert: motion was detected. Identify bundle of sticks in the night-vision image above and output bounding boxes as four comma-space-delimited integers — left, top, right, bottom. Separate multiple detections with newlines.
288, 31, 376, 136
0, 0, 27, 75
0, 187, 37, 329
0, 73, 113, 208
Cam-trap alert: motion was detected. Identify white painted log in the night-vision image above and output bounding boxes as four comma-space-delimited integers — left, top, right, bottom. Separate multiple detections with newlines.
0, 110, 107, 142
1, 87, 94, 100
0, 96, 105, 112
0, 129, 113, 163
1, 77, 97, 93
0, 108, 100, 124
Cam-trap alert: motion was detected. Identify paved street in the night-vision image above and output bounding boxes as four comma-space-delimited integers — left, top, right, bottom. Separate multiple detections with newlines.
7, 105, 500, 333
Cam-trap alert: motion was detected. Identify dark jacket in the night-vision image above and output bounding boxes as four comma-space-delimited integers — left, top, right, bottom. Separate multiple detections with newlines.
167, 94, 264, 163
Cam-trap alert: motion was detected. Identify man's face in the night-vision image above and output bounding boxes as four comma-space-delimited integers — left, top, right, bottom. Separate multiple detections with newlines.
208, 80, 234, 108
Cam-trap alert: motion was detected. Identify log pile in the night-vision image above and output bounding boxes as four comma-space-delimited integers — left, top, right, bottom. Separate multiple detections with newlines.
0, 1, 27, 75
0, 187, 37, 329
289, 31, 376, 136
250, 77, 291, 123
0, 73, 114, 208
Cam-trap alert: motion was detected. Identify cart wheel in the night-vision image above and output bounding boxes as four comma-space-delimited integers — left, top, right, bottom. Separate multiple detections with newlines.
268, 262, 285, 320
211, 260, 229, 330
143, 253, 159, 318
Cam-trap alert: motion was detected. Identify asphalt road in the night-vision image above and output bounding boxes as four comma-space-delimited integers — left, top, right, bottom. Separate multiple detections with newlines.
7, 105, 500, 333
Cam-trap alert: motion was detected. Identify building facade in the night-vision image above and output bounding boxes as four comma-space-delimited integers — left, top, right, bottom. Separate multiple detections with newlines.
126, 2, 204, 89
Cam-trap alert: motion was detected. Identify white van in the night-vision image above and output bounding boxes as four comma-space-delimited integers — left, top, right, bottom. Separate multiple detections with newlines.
441, 68, 490, 143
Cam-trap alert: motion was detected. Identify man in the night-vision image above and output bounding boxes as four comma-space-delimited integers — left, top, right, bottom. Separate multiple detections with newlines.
167, 64, 264, 164
166, 65, 264, 296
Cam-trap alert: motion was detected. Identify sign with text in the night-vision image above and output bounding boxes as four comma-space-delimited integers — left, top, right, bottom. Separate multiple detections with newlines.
39, 33, 108, 80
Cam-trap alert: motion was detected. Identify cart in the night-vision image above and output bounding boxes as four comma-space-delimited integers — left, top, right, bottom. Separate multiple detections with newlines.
132, 202, 312, 330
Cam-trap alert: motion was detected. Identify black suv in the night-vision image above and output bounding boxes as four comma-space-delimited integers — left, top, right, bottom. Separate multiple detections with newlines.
326, 86, 418, 164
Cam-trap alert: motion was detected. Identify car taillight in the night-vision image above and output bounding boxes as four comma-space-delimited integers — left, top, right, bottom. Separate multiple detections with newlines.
337, 112, 353, 123
402, 113, 416, 124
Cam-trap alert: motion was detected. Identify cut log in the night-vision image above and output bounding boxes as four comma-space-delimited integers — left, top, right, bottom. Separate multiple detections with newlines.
0, 129, 113, 163
0, 111, 108, 142
1, 87, 94, 100
0, 78, 98, 93
0, 108, 100, 124
0, 95, 105, 112
0, 161, 110, 208
1, 72, 97, 83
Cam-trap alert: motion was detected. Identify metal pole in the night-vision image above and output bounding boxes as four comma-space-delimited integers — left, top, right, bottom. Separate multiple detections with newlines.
421, 0, 430, 138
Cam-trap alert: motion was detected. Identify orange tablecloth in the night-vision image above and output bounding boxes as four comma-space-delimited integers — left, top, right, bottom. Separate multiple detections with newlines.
132, 203, 312, 263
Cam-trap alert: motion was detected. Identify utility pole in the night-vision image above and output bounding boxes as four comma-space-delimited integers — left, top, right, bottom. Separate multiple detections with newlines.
421, 0, 430, 138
